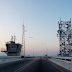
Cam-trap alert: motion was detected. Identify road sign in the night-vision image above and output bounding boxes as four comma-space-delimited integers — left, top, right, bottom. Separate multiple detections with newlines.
45, 55, 47, 57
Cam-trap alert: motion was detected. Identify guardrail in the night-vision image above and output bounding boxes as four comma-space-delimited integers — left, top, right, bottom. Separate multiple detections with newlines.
0, 56, 21, 59
52, 57, 72, 62
49, 57, 72, 71
0, 56, 38, 59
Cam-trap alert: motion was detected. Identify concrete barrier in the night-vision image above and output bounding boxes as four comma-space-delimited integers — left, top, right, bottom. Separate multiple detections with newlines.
0, 56, 24, 64
52, 57, 72, 63
0, 56, 21, 59
49, 59, 72, 71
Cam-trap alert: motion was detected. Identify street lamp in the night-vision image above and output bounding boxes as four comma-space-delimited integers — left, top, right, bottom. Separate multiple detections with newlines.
41, 43, 48, 57
33, 48, 37, 57
25, 37, 33, 40
36, 50, 44, 57
22, 37, 33, 57
25, 37, 33, 56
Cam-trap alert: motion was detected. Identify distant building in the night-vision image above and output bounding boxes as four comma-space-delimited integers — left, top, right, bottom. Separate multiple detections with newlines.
1, 35, 22, 56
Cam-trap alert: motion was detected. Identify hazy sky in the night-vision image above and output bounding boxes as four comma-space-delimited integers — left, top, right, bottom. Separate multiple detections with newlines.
0, 0, 72, 56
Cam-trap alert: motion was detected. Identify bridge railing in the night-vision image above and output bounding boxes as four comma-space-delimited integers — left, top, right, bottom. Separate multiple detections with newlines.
52, 57, 72, 63
0, 56, 21, 59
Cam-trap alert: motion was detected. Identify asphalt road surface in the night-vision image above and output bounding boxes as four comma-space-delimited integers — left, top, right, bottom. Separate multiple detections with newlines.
0, 58, 71, 72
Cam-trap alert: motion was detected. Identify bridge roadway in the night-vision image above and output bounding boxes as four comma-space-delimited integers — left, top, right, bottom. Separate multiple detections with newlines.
0, 58, 71, 72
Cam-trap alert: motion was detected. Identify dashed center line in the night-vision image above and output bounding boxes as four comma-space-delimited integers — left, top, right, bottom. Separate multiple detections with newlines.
14, 59, 37, 72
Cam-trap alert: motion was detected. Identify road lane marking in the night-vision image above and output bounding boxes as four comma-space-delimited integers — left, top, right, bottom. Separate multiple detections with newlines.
14, 59, 36, 72
14, 59, 37, 72
46, 60, 64, 72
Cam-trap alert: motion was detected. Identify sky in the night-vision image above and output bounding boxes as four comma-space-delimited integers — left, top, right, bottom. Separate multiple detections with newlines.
0, 0, 72, 56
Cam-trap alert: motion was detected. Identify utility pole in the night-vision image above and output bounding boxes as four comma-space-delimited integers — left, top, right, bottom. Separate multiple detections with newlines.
22, 16, 25, 57
42, 43, 48, 56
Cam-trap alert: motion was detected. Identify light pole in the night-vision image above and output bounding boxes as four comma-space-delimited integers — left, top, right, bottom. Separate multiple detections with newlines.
25, 37, 33, 40
36, 50, 44, 57
22, 37, 33, 57
25, 37, 33, 56
33, 48, 37, 57
42, 43, 48, 57
33, 48, 35, 57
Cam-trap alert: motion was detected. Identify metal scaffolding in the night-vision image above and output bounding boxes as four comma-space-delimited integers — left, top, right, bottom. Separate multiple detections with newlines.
57, 18, 72, 56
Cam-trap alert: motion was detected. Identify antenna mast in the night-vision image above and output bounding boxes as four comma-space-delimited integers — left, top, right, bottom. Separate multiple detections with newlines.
11, 35, 13, 41
22, 16, 25, 57
14, 33, 16, 42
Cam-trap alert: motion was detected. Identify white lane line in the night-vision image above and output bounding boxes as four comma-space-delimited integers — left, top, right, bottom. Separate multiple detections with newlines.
46, 60, 64, 72
17, 61, 35, 72
14, 59, 37, 72
14, 60, 36, 72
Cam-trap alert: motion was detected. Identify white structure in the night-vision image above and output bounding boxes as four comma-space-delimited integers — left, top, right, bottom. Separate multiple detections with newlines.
1, 35, 22, 56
